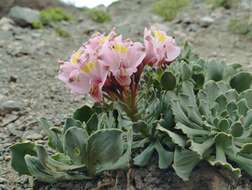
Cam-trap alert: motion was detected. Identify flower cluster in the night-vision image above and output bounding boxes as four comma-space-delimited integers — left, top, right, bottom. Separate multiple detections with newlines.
58, 28, 180, 102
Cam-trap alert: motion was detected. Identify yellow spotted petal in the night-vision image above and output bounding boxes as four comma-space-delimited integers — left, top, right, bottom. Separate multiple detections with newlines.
71, 50, 82, 65
154, 31, 167, 42
99, 35, 109, 45
80, 61, 96, 73
112, 44, 128, 53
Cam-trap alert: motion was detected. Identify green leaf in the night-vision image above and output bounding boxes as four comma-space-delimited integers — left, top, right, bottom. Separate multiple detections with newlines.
230, 72, 252, 93
160, 72, 176, 91
206, 61, 224, 81
176, 122, 209, 137
154, 141, 173, 169
39, 118, 63, 152
157, 125, 185, 147
243, 110, 252, 128
73, 105, 94, 123
133, 120, 150, 137
10, 141, 37, 175
134, 143, 155, 167
173, 149, 200, 181
97, 128, 133, 172
192, 73, 205, 89
87, 129, 124, 175
241, 89, 252, 109
25, 155, 55, 183
181, 63, 192, 80
64, 118, 83, 132
231, 122, 243, 137
240, 143, 252, 154
217, 119, 230, 131
86, 113, 99, 134
227, 150, 252, 177
215, 132, 232, 148
64, 127, 89, 164
208, 146, 241, 177
190, 138, 215, 158
51, 153, 72, 165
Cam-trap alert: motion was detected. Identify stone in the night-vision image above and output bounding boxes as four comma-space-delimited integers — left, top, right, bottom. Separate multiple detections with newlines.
8, 6, 39, 27
199, 16, 214, 28
0, 100, 22, 115
23, 131, 43, 140
0, 177, 7, 184
0, 0, 62, 18
0, 17, 14, 31
8, 75, 17, 83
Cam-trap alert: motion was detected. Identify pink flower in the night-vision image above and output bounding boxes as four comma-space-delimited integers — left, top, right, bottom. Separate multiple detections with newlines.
143, 28, 181, 67
58, 45, 108, 102
100, 35, 146, 86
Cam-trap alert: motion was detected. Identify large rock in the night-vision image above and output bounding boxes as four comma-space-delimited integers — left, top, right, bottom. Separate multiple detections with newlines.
0, 17, 14, 31
0, 0, 62, 18
8, 6, 39, 27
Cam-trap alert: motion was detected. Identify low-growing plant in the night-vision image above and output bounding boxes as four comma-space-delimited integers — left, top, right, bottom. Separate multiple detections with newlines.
153, 0, 189, 21
54, 27, 71, 38
32, 7, 72, 29
10, 28, 252, 183
206, 0, 239, 9
88, 8, 111, 23
228, 16, 252, 38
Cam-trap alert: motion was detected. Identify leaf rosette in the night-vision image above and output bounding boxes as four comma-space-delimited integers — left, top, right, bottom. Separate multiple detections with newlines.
169, 80, 252, 180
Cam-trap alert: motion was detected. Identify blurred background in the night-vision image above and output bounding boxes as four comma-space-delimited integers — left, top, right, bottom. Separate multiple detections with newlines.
0, 0, 252, 189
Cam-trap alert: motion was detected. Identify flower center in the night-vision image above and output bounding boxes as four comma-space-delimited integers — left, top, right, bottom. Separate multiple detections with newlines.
99, 35, 109, 45
112, 44, 128, 53
154, 31, 167, 42
71, 50, 82, 65
80, 61, 96, 73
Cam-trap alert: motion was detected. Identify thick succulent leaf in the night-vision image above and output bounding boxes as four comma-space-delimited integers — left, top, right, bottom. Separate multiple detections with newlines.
200, 81, 229, 109
227, 149, 252, 177
25, 155, 90, 183
176, 122, 209, 138
241, 89, 252, 109
157, 125, 185, 147
205, 61, 225, 81
237, 99, 249, 116
64, 118, 83, 132
97, 129, 133, 172
215, 132, 232, 148
160, 72, 176, 91
64, 127, 89, 164
39, 118, 63, 152
134, 143, 155, 167
10, 141, 37, 175
240, 143, 252, 154
181, 63, 192, 80
231, 122, 243, 137
51, 153, 72, 165
172, 149, 200, 181
86, 129, 124, 175
171, 100, 200, 129
217, 119, 230, 131
208, 146, 241, 177
192, 73, 205, 89
154, 141, 173, 169
230, 72, 252, 93
190, 138, 215, 158
73, 105, 94, 123
243, 110, 252, 129
133, 120, 150, 137
25, 155, 55, 183
86, 113, 99, 134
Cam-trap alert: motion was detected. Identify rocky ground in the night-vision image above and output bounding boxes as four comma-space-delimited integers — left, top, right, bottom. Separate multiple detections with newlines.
1, 0, 252, 189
